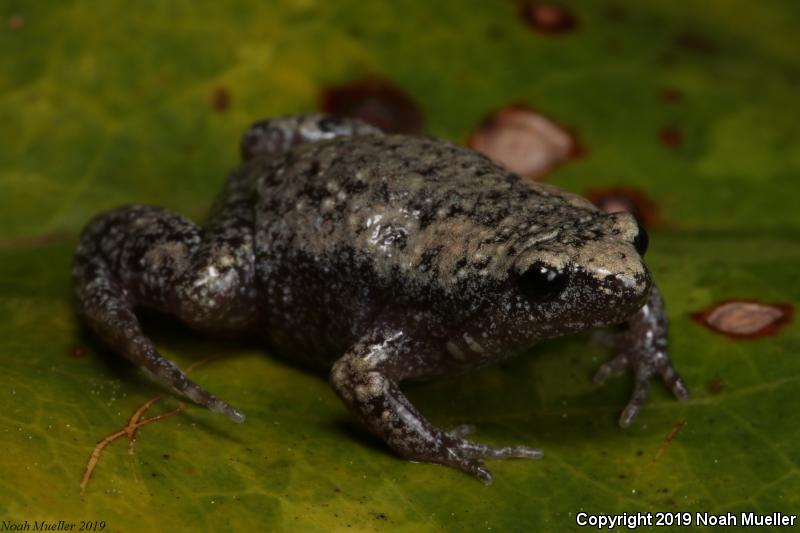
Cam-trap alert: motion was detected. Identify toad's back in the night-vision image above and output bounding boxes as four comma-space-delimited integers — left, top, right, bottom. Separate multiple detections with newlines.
249, 134, 601, 286
235, 134, 604, 360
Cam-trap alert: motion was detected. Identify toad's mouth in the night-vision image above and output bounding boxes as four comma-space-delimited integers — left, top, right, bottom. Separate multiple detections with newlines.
560, 267, 652, 329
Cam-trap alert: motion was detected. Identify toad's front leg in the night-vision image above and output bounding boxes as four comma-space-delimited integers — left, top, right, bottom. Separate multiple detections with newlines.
594, 284, 689, 427
330, 326, 542, 484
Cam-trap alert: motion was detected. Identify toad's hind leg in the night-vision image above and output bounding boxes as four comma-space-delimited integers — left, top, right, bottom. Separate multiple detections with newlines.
240, 114, 382, 160
330, 328, 542, 484
72, 205, 257, 423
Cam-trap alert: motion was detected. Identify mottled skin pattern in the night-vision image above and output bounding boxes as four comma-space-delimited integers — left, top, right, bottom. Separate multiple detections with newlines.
73, 114, 688, 483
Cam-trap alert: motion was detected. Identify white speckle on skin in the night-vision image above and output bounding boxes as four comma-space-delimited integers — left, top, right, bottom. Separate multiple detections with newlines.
321, 198, 335, 211
355, 384, 371, 402
194, 266, 219, 287
462, 333, 485, 354
446, 341, 467, 361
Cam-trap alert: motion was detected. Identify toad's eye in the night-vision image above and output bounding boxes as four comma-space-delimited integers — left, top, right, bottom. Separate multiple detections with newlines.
633, 223, 649, 257
519, 263, 569, 301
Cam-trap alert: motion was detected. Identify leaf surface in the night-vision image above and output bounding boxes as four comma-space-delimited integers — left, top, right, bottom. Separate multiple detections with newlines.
1, 1, 798, 531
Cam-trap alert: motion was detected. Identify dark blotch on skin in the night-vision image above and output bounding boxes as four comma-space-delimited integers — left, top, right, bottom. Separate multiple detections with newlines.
519, 1, 578, 34
692, 300, 793, 339
320, 78, 423, 134
659, 128, 682, 148
584, 186, 660, 229
211, 87, 230, 112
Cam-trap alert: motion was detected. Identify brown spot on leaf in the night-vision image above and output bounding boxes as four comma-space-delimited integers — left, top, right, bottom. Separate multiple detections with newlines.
70, 346, 87, 359
8, 15, 24, 31
0, 231, 73, 250
659, 88, 682, 103
211, 86, 230, 112
659, 127, 682, 147
519, 1, 577, 34
468, 105, 579, 179
692, 300, 793, 339
320, 77, 423, 134
675, 31, 718, 55
707, 378, 724, 395
584, 186, 660, 228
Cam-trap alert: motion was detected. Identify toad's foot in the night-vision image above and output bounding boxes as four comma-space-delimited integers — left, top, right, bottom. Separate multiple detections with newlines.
593, 284, 689, 428
593, 346, 689, 428
331, 329, 541, 484
446, 423, 542, 464
427, 433, 543, 485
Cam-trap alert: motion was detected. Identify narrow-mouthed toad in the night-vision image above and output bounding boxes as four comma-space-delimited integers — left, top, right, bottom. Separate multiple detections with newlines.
73, 115, 688, 483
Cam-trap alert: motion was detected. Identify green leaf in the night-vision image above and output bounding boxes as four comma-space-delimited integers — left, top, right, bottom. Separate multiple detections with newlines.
1, 1, 798, 531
